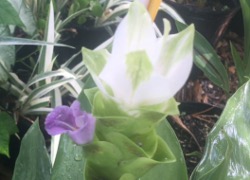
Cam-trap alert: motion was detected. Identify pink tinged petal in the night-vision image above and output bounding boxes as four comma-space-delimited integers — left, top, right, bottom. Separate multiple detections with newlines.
45, 106, 76, 136
68, 113, 96, 145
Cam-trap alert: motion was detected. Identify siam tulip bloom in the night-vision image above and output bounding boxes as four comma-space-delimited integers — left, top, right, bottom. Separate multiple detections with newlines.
83, 1, 194, 111
45, 100, 96, 145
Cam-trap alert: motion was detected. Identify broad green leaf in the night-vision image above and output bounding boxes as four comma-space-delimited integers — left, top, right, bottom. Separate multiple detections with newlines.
9, 0, 36, 35
176, 21, 230, 93
0, 26, 15, 84
141, 120, 188, 180
126, 51, 153, 91
0, 0, 23, 26
51, 134, 85, 180
12, 120, 51, 180
0, 112, 18, 157
78, 76, 97, 113
191, 79, 250, 180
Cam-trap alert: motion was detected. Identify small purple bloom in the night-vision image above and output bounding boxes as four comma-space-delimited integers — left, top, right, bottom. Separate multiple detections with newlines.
45, 100, 96, 145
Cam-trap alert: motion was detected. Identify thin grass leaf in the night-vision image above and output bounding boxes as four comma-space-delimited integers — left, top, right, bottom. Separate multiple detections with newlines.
27, 97, 51, 110
160, 2, 185, 23
60, 68, 84, 92
28, 70, 69, 86
0, 63, 32, 94
0, 36, 72, 47
23, 108, 53, 115
230, 42, 245, 85
50, 88, 62, 165
51, 88, 62, 107
241, 0, 250, 72
70, 61, 87, 75
60, 51, 81, 68
21, 78, 73, 112
96, 3, 129, 26
37, 1, 55, 76
58, 8, 89, 31
61, 83, 78, 97
1, 82, 26, 97
28, 68, 81, 86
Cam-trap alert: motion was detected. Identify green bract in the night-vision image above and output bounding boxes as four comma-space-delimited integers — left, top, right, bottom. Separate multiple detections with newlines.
83, 1, 194, 114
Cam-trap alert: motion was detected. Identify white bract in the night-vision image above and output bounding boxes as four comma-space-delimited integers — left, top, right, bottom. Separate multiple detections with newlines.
83, 1, 194, 111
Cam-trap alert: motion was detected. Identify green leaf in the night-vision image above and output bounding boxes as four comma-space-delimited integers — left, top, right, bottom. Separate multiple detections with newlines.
51, 134, 85, 180
0, 26, 15, 84
241, 0, 250, 73
21, 78, 73, 113
84, 130, 176, 180
141, 120, 188, 180
230, 42, 245, 85
0, 0, 23, 26
126, 51, 153, 91
0, 112, 18, 157
78, 76, 97, 113
84, 141, 124, 179
12, 120, 51, 180
90, 0, 103, 17
191, 79, 250, 180
82, 47, 108, 76
8, 0, 36, 35
37, 0, 55, 75
176, 21, 230, 93
89, 90, 167, 135
0, 36, 72, 47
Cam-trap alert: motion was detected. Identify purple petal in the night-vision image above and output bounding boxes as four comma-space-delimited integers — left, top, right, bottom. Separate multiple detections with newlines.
70, 100, 84, 118
68, 113, 96, 144
45, 106, 76, 136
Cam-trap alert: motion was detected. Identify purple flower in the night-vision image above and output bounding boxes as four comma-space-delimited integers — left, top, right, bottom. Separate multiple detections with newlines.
45, 100, 96, 145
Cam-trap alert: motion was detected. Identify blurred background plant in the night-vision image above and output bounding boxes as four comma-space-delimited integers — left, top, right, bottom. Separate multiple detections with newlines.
0, 0, 107, 178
